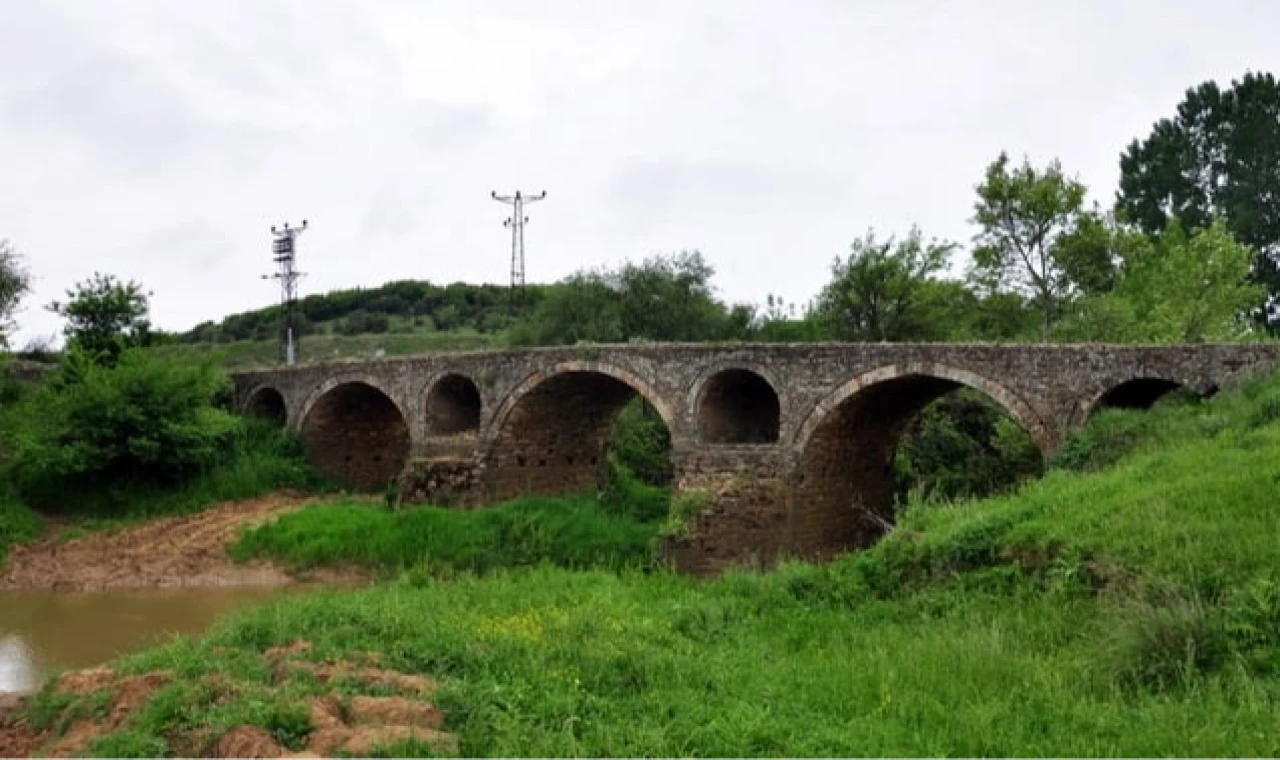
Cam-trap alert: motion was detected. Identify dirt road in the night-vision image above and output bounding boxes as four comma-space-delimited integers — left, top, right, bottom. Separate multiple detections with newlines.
0, 493, 312, 592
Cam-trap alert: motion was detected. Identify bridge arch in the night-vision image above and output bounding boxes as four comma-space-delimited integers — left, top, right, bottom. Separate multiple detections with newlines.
693, 366, 781, 444
243, 385, 287, 426
298, 376, 410, 491
424, 372, 482, 436
786, 363, 1048, 557
481, 361, 674, 501
1077, 376, 1206, 424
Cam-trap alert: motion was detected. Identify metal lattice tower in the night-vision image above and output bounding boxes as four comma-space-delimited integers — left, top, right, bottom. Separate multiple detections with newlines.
490, 189, 546, 310
264, 220, 308, 365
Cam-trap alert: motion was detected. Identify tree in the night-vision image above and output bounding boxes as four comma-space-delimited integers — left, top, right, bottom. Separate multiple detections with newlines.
515, 251, 733, 346
970, 153, 1103, 337
47, 273, 153, 366
612, 251, 729, 342
0, 240, 31, 349
1056, 220, 1264, 343
814, 227, 956, 341
1116, 72, 1280, 320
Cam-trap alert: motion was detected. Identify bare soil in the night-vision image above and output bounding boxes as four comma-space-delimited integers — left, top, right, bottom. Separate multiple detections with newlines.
0, 493, 316, 592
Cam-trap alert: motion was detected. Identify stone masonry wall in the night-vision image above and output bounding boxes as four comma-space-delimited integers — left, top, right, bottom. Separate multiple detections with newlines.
231, 342, 1280, 574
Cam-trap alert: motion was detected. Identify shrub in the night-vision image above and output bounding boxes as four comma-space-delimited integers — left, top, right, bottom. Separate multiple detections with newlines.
10, 350, 239, 508
660, 490, 711, 539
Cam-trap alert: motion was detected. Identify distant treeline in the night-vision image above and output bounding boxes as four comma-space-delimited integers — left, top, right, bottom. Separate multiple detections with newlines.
181, 281, 548, 343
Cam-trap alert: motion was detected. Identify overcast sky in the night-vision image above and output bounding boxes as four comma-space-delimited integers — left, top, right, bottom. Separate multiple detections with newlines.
3, 1, 1279, 344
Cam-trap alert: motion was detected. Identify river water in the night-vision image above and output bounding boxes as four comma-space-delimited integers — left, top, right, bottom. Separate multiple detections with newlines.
0, 587, 285, 694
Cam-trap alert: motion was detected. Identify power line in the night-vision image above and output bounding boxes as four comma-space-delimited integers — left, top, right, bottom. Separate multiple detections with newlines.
490, 189, 546, 311
263, 220, 308, 366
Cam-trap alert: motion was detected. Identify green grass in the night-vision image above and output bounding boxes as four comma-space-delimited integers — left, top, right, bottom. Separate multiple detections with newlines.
32, 371, 1280, 756
0, 497, 42, 562
232, 491, 664, 575
150, 328, 506, 370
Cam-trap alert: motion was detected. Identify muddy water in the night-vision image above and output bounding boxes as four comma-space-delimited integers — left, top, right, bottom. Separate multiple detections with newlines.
0, 587, 284, 694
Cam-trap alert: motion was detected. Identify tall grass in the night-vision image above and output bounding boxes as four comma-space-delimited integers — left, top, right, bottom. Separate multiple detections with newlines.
0, 496, 41, 562
231, 496, 660, 574
233, 471, 666, 574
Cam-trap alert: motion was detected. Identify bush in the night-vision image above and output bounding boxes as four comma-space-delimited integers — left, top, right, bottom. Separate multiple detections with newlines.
10, 350, 239, 508
6, 349, 319, 515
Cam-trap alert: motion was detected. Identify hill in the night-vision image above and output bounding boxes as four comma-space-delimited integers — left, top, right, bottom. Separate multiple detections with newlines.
13, 367, 1280, 756
163, 280, 544, 368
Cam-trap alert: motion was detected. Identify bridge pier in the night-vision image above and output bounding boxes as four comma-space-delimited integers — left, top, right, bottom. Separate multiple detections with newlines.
231, 342, 1280, 575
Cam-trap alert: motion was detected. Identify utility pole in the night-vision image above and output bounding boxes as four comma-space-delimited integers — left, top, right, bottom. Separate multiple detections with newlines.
264, 220, 307, 366
490, 189, 546, 312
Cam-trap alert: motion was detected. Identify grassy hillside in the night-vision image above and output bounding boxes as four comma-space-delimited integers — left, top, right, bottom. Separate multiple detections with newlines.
22, 371, 1280, 756
152, 326, 506, 370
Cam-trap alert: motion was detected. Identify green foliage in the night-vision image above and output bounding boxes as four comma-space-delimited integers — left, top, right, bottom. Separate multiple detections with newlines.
660, 489, 711, 539
0, 497, 41, 562
336, 310, 391, 336
232, 492, 662, 574
1116, 71, 1280, 316
3, 349, 318, 516
970, 152, 1099, 336
47, 272, 154, 366
1056, 221, 1265, 344
183, 280, 534, 345
9, 350, 238, 508
607, 397, 672, 486
513, 252, 738, 345
893, 390, 1043, 503
0, 239, 31, 348
814, 227, 957, 341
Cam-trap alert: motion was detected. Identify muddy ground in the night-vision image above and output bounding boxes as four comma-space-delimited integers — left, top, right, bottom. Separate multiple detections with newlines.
0, 492, 321, 592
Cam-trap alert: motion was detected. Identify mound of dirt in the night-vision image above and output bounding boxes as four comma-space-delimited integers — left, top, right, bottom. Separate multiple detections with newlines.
0, 493, 313, 592
0, 666, 172, 758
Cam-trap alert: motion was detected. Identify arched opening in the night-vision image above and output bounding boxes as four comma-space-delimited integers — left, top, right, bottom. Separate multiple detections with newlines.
244, 387, 286, 426
1094, 378, 1193, 412
425, 374, 482, 435
485, 370, 672, 505
790, 371, 1043, 559
300, 381, 410, 491
698, 369, 780, 444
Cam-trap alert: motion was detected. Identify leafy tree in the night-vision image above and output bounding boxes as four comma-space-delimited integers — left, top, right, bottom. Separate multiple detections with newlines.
613, 251, 729, 342
1115, 220, 1264, 342
970, 153, 1104, 337
814, 227, 956, 341
0, 240, 31, 349
1056, 220, 1264, 343
516, 252, 733, 345
47, 273, 153, 365
511, 275, 624, 345
1116, 72, 1280, 315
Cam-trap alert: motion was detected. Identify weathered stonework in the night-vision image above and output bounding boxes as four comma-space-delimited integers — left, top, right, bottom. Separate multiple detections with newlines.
231, 342, 1280, 575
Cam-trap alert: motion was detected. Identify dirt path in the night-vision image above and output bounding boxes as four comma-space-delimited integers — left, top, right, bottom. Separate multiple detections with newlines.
0, 493, 313, 592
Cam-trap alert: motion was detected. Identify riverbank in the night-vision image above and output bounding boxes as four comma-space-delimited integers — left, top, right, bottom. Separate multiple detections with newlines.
0, 492, 352, 592
8, 374, 1280, 755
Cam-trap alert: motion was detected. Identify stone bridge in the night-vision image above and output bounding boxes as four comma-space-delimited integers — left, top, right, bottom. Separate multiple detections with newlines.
230, 342, 1278, 574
